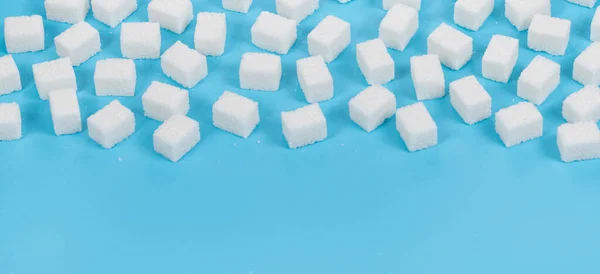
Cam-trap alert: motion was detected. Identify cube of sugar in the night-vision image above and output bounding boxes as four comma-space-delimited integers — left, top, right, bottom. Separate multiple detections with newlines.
567, 0, 597, 8
251, 12, 297, 54
281, 104, 327, 149
356, 38, 395, 85
528, 15, 571, 56
54, 22, 101, 66
592, 8, 600, 41
427, 23, 473, 70
557, 122, 600, 163
94, 58, 136, 97
562, 86, 600, 123
121, 22, 161, 59
0, 55, 22, 96
4, 15, 44, 54
195, 12, 227, 56
297, 56, 334, 103
454, 0, 494, 31
379, 3, 419, 51
395, 102, 437, 152
48, 89, 82, 136
239, 53, 282, 92
573, 42, 600, 86
276, 0, 318, 23
222, 0, 253, 13
161, 41, 208, 88
307, 15, 351, 63
449, 75, 492, 125
213, 91, 260, 138
32, 58, 77, 100
45, 0, 90, 24
91, 0, 137, 28
517, 55, 560, 105
148, 0, 193, 34
0, 103, 21, 141
154, 114, 200, 162
410, 54, 445, 101
142, 81, 189, 122
495, 102, 543, 148
505, 0, 550, 31
87, 100, 135, 149
482, 35, 519, 83
349, 85, 396, 132
383, 0, 421, 10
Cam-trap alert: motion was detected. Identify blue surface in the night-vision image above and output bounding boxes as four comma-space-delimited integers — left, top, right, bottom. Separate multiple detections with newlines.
1, 0, 600, 273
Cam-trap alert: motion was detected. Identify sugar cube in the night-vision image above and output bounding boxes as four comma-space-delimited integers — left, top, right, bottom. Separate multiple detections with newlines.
449, 75, 492, 125
222, 0, 253, 13
528, 15, 571, 56
396, 102, 437, 152
0, 55, 22, 96
154, 114, 200, 162
557, 122, 600, 163
517, 55, 560, 105
48, 89, 82, 136
239, 52, 282, 92
505, 0, 550, 31
454, 0, 494, 31
91, 0, 137, 28
482, 35, 519, 83
427, 23, 473, 70
356, 38, 394, 85
32, 58, 77, 100
495, 102, 543, 148
562, 86, 600, 123
251, 11, 297, 54
349, 85, 396, 132
94, 58, 136, 97
379, 3, 418, 51
161, 41, 208, 88
307, 15, 351, 63
383, 0, 421, 10
281, 103, 327, 149
148, 0, 193, 34
213, 91, 260, 138
195, 12, 227, 57
0, 103, 21, 141
4, 15, 44, 54
410, 54, 445, 101
142, 81, 189, 122
54, 22, 101, 66
573, 42, 600, 86
297, 56, 333, 103
120, 22, 161, 60
592, 8, 600, 41
276, 0, 318, 23
87, 100, 135, 149
45, 0, 90, 24
567, 0, 597, 8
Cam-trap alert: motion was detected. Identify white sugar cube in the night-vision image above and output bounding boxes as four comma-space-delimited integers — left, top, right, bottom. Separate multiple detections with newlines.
222, 0, 252, 13
454, 0, 494, 31
121, 22, 161, 59
213, 91, 259, 138
567, 0, 597, 8
427, 23, 473, 70
410, 54, 445, 101
0, 103, 21, 141
592, 8, 600, 41
276, 0, 318, 23
349, 85, 396, 132
528, 15, 571, 56
449, 75, 492, 125
239, 52, 282, 92
195, 12, 227, 57
495, 102, 543, 148
4, 15, 44, 54
356, 38, 394, 85
396, 102, 437, 152
557, 122, 600, 163
307, 15, 351, 63
505, 0, 550, 31
517, 55, 560, 105
154, 114, 200, 162
251, 12, 297, 54
0, 55, 22, 96
142, 81, 189, 122
91, 0, 137, 28
148, 0, 193, 34
94, 58, 136, 97
54, 22, 101, 66
383, 0, 421, 10
87, 100, 135, 149
281, 103, 327, 149
379, 3, 418, 51
32, 58, 77, 100
297, 56, 333, 103
482, 35, 519, 83
573, 42, 600, 86
48, 89, 82, 136
161, 41, 208, 88
45, 0, 90, 24
562, 86, 600, 123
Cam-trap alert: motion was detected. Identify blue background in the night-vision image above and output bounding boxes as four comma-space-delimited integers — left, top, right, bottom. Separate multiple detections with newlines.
1, 0, 600, 273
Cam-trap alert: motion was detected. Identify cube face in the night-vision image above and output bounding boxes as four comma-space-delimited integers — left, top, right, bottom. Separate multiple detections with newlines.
153, 115, 200, 162
48, 89, 82, 136
395, 102, 437, 152
0, 55, 22, 96
356, 38, 395, 85
161, 41, 208, 88
4, 15, 45, 54
449, 75, 492, 125
276, 0, 318, 23
194, 12, 227, 57
527, 15, 571, 56
307, 15, 351, 63
222, 0, 253, 13
121, 22, 161, 59
379, 4, 419, 51
592, 9, 600, 42
427, 23, 473, 70
45, 0, 90, 24
142, 81, 190, 122
383, 0, 421, 10
349, 85, 396, 132
566, 0, 597, 8
0, 103, 21, 141
517, 55, 560, 105
281, 104, 327, 149
213, 91, 260, 138
495, 102, 543, 148
482, 35, 519, 83
251, 12, 297, 54
91, 0, 138, 28
54, 22, 101, 66
573, 43, 600, 86
410, 54, 445, 100
557, 122, 600, 163
94, 58, 137, 96
454, 0, 494, 31
562, 86, 600, 123
148, 0, 193, 34
239, 53, 282, 92
296, 56, 334, 103
505, 0, 550, 31
32, 58, 77, 100
87, 100, 135, 149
